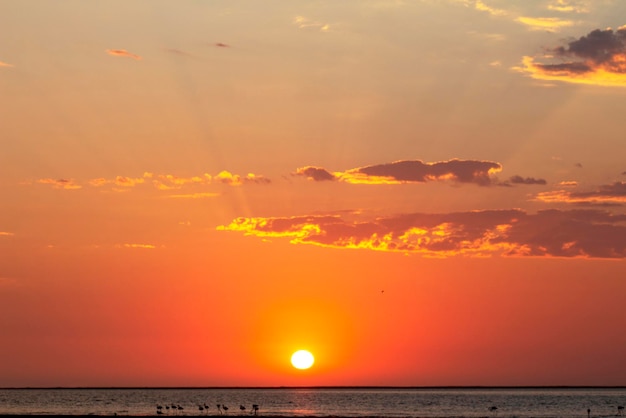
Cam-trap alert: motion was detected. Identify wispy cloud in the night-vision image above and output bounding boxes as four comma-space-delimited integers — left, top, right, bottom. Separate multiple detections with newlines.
36, 178, 82, 190
0, 61, 14, 68
515, 16, 575, 31
547, 0, 589, 14
106, 49, 142, 60
535, 182, 626, 205
218, 209, 626, 259
474, 0, 507, 16
293, 16, 330, 32
515, 26, 626, 87
0, 231, 15, 237
32, 171, 270, 191
118, 243, 157, 249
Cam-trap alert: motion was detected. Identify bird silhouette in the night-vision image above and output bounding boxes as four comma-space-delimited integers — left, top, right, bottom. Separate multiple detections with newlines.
217, 404, 222, 415
240, 405, 246, 413
618, 406, 624, 416
222, 405, 229, 413
252, 405, 259, 416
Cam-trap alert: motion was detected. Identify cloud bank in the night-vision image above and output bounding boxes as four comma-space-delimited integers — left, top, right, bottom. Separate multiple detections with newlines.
218, 209, 626, 259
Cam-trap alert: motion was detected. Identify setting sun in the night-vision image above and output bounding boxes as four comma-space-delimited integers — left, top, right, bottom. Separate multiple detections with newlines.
291, 350, 315, 370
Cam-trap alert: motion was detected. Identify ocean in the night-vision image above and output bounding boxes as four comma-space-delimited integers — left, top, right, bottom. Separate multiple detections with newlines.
0, 387, 624, 417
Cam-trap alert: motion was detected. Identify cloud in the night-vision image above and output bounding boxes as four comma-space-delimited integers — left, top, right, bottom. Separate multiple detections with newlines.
214, 171, 271, 186
535, 182, 626, 205
214, 42, 230, 48
516, 27, 626, 87
515, 16, 575, 31
218, 209, 626, 259
0, 231, 15, 237
118, 243, 157, 249
0, 61, 14, 68
36, 178, 82, 190
114, 176, 145, 187
33, 171, 269, 191
474, 0, 507, 16
339, 159, 502, 186
575, 162, 584, 168
294, 160, 545, 187
106, 49, 142, 60
547, 0, 589, 14
294, 166, 337, 182
505, 175, 548, 185
293, 16, 330, 32
559, 181, 578, 187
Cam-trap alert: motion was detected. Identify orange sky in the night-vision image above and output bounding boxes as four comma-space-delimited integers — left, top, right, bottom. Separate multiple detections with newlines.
1, 0, 626, 387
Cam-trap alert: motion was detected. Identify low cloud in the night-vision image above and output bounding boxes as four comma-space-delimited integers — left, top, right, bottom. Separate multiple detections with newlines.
106, 49, 142, 60
296, 159, 503, 186
505, 175, 548, 186
535, 182, 626, 205
516, 26, 626, 87
218, 209, 626, 259
294, 166, 337, 182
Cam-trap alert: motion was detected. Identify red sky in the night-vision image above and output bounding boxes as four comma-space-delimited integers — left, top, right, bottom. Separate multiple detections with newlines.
1, 0, 625, 387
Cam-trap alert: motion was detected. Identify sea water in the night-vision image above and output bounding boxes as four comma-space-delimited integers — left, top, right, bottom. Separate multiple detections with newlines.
0, 387, 624, 417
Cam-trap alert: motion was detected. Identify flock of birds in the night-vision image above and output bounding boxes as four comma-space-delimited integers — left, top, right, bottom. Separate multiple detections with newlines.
156, 403, 260, 416
487, 405, 624, 417
155, 403, 624, 417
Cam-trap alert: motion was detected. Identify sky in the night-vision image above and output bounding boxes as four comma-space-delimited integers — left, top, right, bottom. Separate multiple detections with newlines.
1, 0, 626, 387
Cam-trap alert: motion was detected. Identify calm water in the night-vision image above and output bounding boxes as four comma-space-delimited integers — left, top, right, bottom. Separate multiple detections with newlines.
0, 388, 624, 417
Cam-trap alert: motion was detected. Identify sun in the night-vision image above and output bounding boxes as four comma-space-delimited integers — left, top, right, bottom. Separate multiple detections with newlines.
291, 350, 315, 370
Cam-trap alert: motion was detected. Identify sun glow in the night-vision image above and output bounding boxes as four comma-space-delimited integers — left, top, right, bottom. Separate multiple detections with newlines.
291, 350, 315, 370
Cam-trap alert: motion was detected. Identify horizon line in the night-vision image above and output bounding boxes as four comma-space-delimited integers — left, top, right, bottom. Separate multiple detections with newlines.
2, 385, 625, 390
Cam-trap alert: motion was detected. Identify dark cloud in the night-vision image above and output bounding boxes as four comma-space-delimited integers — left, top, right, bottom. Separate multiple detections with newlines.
553, 27, 626, 63
334, 159, 502, 185
214, 43, 230, 48
294, 166, 337, 182
219, 209, 626, 259
505, 175, 548, 186
519, 27, 626, 86
575, 163, 583, 168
